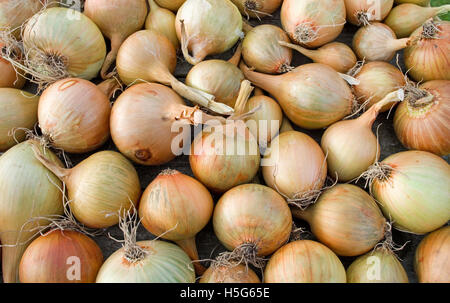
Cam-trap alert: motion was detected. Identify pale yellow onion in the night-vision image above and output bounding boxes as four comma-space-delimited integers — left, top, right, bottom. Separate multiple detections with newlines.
264, 240, 346, 283
155, 0, 186, 11
0, 88, 39, 152
0, 140, 64, 283
0, 0, 47, 38
175, 0, 243, 65
84, 0, 148, 79
394, 80, 450, 156
353, 22, 411, 62
33, 150, 141, 229
200, 264, 261, 283
415, 226, 450, 283
293, 184, 387, 257
395, 0, 430, 6
344, 0, 393, 25
0, 41, 25, 89
281, 0, 346, 48
347, 248, 409, 283
145, 0, 179, 49
231, 0, 282, 19
241, 62, 353, 129
370, 151, 450, 234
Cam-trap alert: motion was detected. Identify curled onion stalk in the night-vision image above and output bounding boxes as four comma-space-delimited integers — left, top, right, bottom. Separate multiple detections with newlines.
264, 240, 347, 283
116, 29, 232, 114
0, 0, 48, 38
394, 80, 450, 156
0, 41, 25, 88
175, 0, 243, 65
353, 22, 412, 62
231, 0, 282, 19
344, 0, 394, 26
404, 20, 450, 82
281, 0, 346, 48
155, 0, 186, 11
84, 0, 148, 79
139, 169, 214, 275
146, 0, 180, 49
200, 264, 260, 283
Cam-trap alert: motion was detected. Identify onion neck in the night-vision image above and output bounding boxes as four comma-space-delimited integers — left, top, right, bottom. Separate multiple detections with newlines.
175, 237, 206, 275
101, 34, 124, 80
31, 143, 70, 181
232, 80, 254, 116
239, 61, 277, 96
242, 20, 253, 34
228, 43, 242, 66
389, 37, 411, 52
278, 40, 316, 61
357, 90, 404, 127
148, 0, 159, 11
97, 78, 121, 99
434, 4, 450, 15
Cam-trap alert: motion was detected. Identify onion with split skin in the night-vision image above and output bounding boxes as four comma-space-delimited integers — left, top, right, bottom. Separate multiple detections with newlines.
231, 0, 282, 19
0, 0, 48, 38
200, 264, 261, 283
145, 0, 179, 49
155, 0, 186, 11
344, 0, 394, 26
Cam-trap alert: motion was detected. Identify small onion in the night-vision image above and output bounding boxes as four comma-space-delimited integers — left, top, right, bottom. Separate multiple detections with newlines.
0, 88, 39, 152
0, 42, 25, 89
293, 184, 387, 256
281, 0, 346, 48
394, 80, 450, 156
231, 0, 282, 19
155, 0, 186, 11
264, 240, 347, 283
344, 0, 394, 25
0, 0, 47, 38
200, 264, 261, 283
415, 226, 450, 283
145, 0, 180, 49
19, 230, 103, 283
175, 0, 243, 65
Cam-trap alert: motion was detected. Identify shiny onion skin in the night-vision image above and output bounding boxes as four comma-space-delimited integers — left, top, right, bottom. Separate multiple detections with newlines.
281, 0, 346, 48
415, 226, 450, 283
241, 62, 353, 129
146, 0, 180, 49
344, 0, 394, 25
0, 88, 39, 152
38, 78, 111, 154
231, 0, 282, 19
0, 0, 47, 38
155, 0, 186, 11
371, 151, 450, 234
394, 80, 450, 156
264, 240, 347, 283
19, 230, 103, 283
200, 264, 261, 283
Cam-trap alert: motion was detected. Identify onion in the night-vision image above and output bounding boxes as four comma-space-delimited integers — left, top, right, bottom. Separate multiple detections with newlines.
279, 116, 294, 134
116, 29, 232, 114
0, 41, 25, 89
19, 230, 103, 283
84, 0, 148, 79
344, 0, 394, 25
394, 80, 450, 156
242, 24, 292, 74
395, 0, 430, 6
0, 140, 63, 282
241, 62, 353, 129
231, 0, 282, 19
415, 226, 450, 283
0, 88, 39, 152
353, 22, 411, 62
385, 3, 450, 38
200, 264, 260, 283
175, 0, 243, 65
155, 0, 186, 11
0, 0, 47, 38
404, 20, 450, 82
321, 90, 404, 182
37, 78, 113, 154
33, 149, 141, 229
213, 184, 292, 268
363, 150, 450, 234
139, 169, 213, 274
347, 248, 409, 283
280, 41, 357, 73
280, 0, 346, 48
264, 240, 347, 283
145, 0, 179, 49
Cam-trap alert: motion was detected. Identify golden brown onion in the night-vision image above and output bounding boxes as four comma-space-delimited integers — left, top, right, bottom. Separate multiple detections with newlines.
200, 264, 261, 283
344, 0, 393, 25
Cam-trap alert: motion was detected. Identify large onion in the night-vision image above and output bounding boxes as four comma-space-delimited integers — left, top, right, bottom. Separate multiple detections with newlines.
146, 0, 179, 49
200, 264, 260, 283
155, 0, 186, 11
231, 0, 282, 19
344, 0, 394, 25
0, 0, 47, 38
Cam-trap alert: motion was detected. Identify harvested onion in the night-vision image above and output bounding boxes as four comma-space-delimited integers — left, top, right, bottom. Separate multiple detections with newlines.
155, 0, 186, 11
200, 264, 260, 283
344, 0, 394, 25
0, 0, 47, 38
231, 0, 282, 19
145, 0, 179, 49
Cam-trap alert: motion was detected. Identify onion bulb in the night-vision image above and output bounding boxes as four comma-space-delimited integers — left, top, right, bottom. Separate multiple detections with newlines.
84, 0, 148, 79
0, 42, 25, 89
139, 169, 213, 275
347, 247, 409, 283
175, 0, 243, 65
155, 0, 186, 11
19, 230, 103, 283
241, 62, 353, 129
395, 0, 430, 6
116, 29, 232, 114
321, 90, 404, 182
293, 184, 387, 256
0, 88, 39, 152
33, 149, 141, 229
200, 264, 260, 283
231, 0, 282, 19
0, 0, 47, 38
353, 22, 411, 62
145, 0, 179, 49
415, 226, 450, 283
344, 0, 394, 25
279, 116, 294, 134
364, 150, 450, 234
213, 184, 292, 268
404, 20, 450, 82
394, 80, 450, 156
264, 240, 347, 283
280, 0, 346, 48
0, 140, 63, 283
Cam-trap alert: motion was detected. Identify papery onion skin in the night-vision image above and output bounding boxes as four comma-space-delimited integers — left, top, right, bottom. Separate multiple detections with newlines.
0, 0, 47, 38
213, 184, 292, 256
155, 0, 186, 11
200, 264, 261, 283
0, 140, 64, 283
371, 151, 450, 234
344, 0, 394, 25
146, 0, 180, 49
0, 88, 38, 152
264, 240, 347, 283
231, 0, 282, 18
38, 78, 111, 154
347, 248, 409, 283
394, 80, 450, 156
404, 21, 450, 82
415, 226, 450, 283
19, 230, 103, 283
281, 0, 346, 48
96, 240, 196, 283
